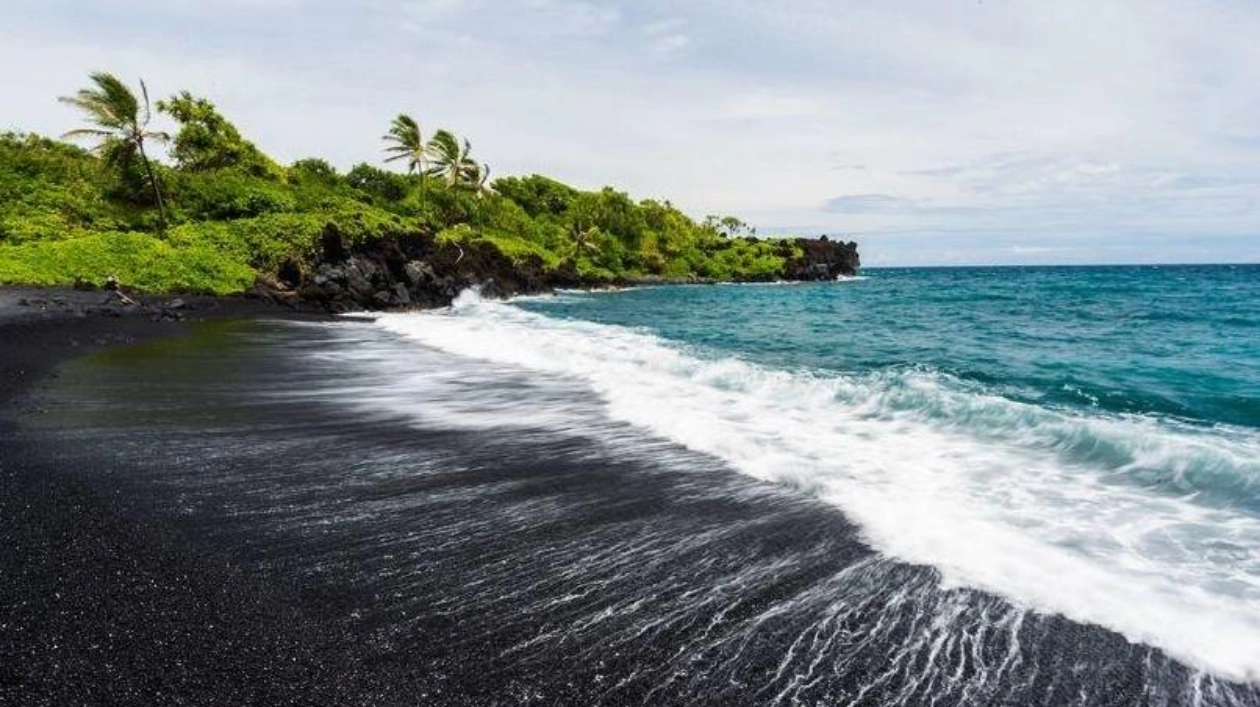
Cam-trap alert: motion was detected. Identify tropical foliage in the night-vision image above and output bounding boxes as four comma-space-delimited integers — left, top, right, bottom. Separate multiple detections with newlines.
157, 91, 282, 178
58, 72, 170, 228
426, 129, 488, 191
0, 73, 802, 294
382, 114, 427, 176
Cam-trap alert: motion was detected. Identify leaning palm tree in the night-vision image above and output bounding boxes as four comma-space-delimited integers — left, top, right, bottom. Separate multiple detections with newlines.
383, 113, 431, 210
382, 113, 427, 175
60, 72, 170, 229
426, 129, 483, 190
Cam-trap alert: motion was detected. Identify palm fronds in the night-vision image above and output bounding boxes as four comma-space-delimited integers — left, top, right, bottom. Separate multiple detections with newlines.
382, 113, 426, 174
59, 72, 169, 229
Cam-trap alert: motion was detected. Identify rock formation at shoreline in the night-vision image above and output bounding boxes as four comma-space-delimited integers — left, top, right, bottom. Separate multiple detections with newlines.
254, 226, 862, 311
782, 236, 861, 280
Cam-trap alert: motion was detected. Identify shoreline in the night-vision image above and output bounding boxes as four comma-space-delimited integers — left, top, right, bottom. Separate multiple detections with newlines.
0, 287, 324, 406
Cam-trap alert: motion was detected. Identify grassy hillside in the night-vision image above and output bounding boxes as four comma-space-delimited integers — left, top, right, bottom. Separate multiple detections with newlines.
0, 74, 803, 295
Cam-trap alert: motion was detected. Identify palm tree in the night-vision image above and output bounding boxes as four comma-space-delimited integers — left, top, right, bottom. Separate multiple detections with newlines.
426, 129, 482, 190
571, 224, 601, 258
473, 162, 493, 196
382, 113, 427, 175
59, 72, 170, 229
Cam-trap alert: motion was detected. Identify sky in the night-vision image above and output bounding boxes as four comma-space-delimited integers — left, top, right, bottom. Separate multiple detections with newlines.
2, 0, 1259, 265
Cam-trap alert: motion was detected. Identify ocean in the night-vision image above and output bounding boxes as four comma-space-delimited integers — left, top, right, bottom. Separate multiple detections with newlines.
21, 264, 1260, 704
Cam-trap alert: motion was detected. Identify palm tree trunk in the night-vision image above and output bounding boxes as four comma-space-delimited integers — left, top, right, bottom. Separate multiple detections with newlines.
419, 171, 427, 216
136, 139, 168, 232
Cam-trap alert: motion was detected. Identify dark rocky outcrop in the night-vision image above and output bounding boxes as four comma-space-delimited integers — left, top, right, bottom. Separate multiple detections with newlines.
252, 226, 561, 313
780, 236, 861, 280
252, 227, 860, 312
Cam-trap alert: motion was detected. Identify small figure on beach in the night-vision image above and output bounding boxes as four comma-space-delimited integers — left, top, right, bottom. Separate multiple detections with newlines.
103, 275, 137, 306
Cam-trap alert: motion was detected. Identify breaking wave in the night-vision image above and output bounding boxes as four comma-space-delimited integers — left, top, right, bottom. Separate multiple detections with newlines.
369, 291, 1260, 682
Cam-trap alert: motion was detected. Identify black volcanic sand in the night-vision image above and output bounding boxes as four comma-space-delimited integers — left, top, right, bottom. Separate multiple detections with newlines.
2, 294, 1258, 706
0, 291, 381, 705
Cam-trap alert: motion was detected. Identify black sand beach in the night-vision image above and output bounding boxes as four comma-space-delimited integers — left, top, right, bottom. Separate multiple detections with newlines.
0, 291, 405, 704
2, 289, 1257, 706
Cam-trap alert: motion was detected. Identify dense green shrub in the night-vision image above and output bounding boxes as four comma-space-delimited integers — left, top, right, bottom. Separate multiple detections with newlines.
0, 231, 254, 294
288, 158, 341, 186
167, 205, 411, 270
170, 169, 297, 220
346, 163, 409, 205
493, 175, 578, 218
0, 133, 139, 241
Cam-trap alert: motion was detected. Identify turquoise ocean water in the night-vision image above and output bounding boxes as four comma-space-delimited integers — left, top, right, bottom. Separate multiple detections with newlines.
370, 264, 1260, 684
521, 265, 1260, 429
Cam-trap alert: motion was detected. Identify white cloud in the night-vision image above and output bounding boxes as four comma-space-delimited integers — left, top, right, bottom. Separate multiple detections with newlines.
518, 0, 622, 37
3, 0, 1259, 264
718, 92, 826, 121
643, 17, 688, 34
652, 33, 690, 54
643, 16, 689, 53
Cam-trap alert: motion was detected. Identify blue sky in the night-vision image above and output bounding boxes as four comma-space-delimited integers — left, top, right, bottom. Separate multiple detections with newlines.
3, 0, 1259, 265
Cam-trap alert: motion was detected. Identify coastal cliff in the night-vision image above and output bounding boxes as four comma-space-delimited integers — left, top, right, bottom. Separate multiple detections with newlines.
253, 227, 861, 311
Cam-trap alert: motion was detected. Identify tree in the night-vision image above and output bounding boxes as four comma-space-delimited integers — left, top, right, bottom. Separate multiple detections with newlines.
59, 72, 170, 229
382, 114, 427, 175
346, 162, 408, 203
570, 223, 602, 258
289, 158, 340, 185
493, 174, 578, 217
704, 214, 756, 238
426, 129, 482, 190
569, 188, 646, 249
157, 91, 281, 178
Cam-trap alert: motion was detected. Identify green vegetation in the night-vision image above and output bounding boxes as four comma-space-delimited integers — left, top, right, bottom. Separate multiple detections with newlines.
0, 72, 802, 295
58, 72, 171, 229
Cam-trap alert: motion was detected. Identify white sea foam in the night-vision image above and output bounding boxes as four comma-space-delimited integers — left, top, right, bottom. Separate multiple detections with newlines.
370, 291, 1260, 682
728, 280, 807, 287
